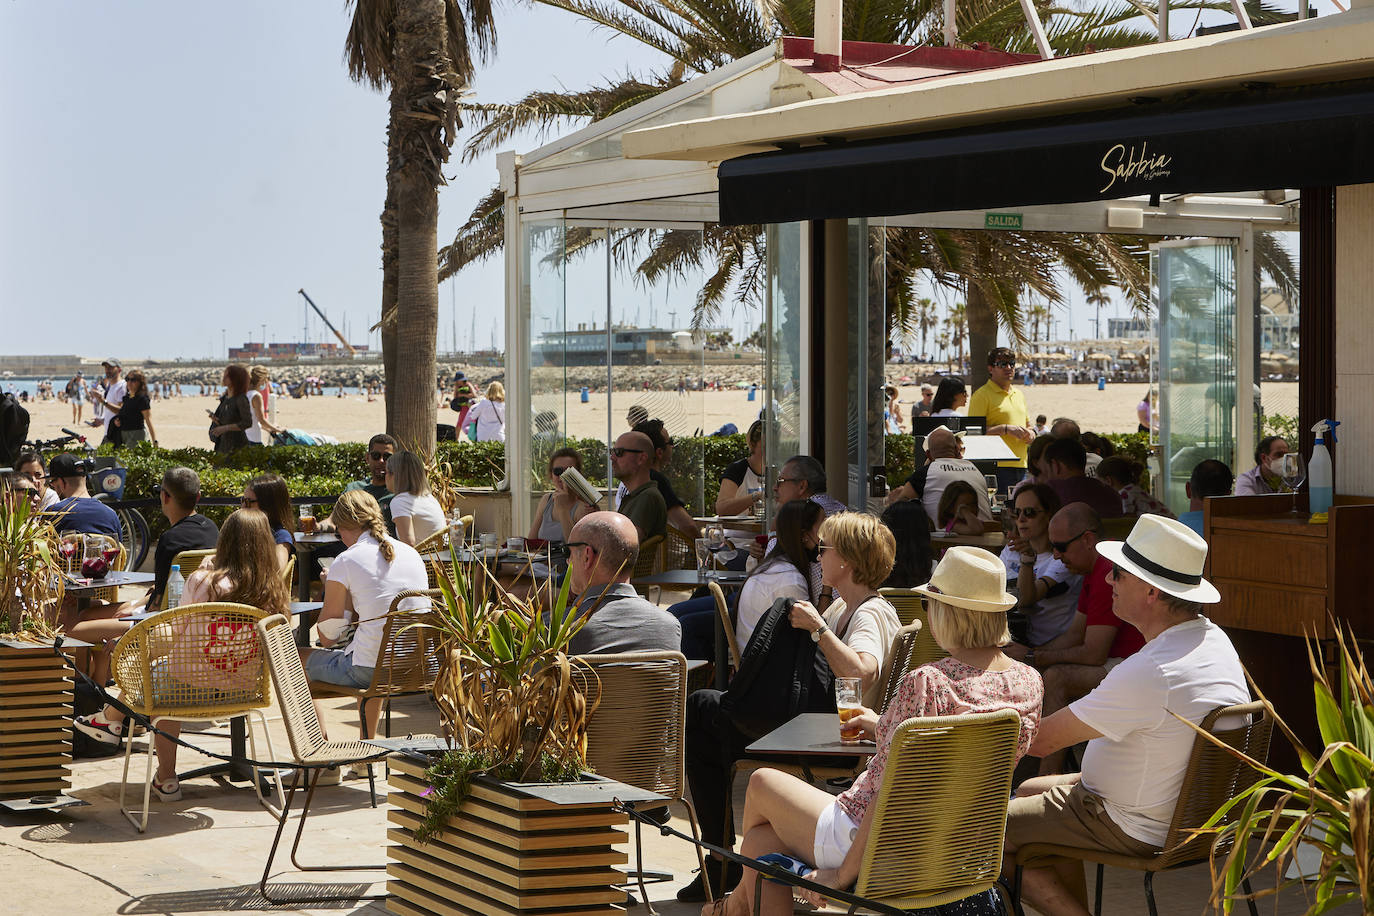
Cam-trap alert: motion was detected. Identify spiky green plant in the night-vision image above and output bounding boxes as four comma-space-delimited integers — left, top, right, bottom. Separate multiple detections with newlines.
0, 489, 64, 636
412, 548, 600, 841
1194, 623, 1374, 914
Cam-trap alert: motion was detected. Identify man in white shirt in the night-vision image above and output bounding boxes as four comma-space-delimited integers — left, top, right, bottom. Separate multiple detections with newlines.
89, 358, 127, 446
886, 426, 991, 527
1004, 515, 1247, 916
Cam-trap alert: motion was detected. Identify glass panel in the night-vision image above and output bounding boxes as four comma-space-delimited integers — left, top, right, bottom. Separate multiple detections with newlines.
525, 218, 567, 490
563, 226, 611, 489
1257, 231, 1300, 447
848, 218, 886, 512
765, 222, 805, 520
1153, 239, 1238, 516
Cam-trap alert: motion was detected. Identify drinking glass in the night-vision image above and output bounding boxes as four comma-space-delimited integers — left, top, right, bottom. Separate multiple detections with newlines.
705, 525, 726, 578
694, 538, 710, 577
835, 677, 863, 745
1280, 453, 1306, 514
985, 474, 1000, 509
299, 503, 316, 534
480, 532, 500, 553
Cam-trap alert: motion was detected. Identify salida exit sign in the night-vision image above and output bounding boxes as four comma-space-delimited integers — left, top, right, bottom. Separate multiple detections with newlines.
985, 212, 1023, 229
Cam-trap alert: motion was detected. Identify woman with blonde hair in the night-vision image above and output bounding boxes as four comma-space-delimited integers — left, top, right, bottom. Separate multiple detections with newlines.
466, 381, 506, 442
246, 365, 282, 445
707, 547, 1042, 916
303, 490, 427, 737
73, 510, 290, 801
386, 450, 446, 546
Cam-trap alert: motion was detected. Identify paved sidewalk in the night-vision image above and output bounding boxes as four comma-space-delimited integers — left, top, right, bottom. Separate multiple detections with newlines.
0, 689, 1352, 915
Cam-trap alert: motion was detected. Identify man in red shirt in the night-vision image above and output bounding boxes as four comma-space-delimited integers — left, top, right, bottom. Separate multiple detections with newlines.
1010, 502, 1145, 775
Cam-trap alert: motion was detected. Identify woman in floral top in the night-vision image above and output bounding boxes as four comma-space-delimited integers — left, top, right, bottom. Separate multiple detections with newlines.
705, 547, 1043, 916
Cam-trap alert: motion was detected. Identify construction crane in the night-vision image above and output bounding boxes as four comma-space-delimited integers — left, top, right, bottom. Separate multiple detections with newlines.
297, 289, 355, 356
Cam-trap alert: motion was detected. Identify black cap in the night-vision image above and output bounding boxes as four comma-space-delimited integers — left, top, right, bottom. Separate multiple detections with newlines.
49, 453, 84, 480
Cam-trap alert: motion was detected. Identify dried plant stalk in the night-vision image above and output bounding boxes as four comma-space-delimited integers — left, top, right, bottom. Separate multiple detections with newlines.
0, 489, 64, 637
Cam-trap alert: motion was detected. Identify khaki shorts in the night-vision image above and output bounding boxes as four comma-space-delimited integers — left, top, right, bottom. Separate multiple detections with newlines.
1005, 779, 1160, 859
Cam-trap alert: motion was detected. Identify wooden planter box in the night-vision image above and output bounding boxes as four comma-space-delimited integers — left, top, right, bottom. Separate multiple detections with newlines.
0, 640, 75, 800
385, 753, 662, 916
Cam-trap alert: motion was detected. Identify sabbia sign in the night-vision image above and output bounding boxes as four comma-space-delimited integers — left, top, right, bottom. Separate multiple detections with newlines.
1098, 140, 1173, 194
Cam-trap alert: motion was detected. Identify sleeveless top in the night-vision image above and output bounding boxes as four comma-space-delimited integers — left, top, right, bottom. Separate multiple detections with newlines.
537, 495, 565, 542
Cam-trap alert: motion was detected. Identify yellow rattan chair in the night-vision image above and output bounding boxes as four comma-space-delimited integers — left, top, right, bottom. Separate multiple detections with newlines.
708, 581, 741, 669
110, 602, 279, 831
161, 548, 216, 609
414, 529, 447, 554
664, 524, 697, 571
874, 622, 923, 714
1014, 701, 1272, 916
280, 554, 296, 594
572, 651, 710, 910
631, 534, 665, 601
880, 588, 949, 668
757, 709, 1023, 912
255, 613, 389, 904
308, 589, 443, 805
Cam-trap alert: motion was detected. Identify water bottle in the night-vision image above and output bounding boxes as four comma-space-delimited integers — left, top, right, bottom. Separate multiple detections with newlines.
448, 513, 465, 550
167, 564, 185, 608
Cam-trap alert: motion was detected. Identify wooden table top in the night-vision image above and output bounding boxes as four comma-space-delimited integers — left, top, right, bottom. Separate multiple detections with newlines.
631, 569, 748, 588
930, 531, 1005, 550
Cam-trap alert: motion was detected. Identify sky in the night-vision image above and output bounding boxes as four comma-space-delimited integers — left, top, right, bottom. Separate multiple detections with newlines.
0, 1, 1308, 363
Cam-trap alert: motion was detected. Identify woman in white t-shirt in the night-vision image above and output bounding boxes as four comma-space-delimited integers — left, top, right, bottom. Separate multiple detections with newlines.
303, 489, 428, 738
245, 366, 282, 444
787, 512, 900, 708
385, 451, 447, 547
928, 375, 967, 417
734, 499, 824, 648
1000, 483, 1081, 645
466, 381, 507, 442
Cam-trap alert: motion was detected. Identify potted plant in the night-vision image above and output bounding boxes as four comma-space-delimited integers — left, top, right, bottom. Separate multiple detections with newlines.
0, 488, 76, 801
1200, 624, 1374, 914
384, 559, 648, 915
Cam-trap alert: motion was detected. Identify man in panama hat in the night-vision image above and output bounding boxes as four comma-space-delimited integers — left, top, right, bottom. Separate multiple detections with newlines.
1004, 514, 1248, 916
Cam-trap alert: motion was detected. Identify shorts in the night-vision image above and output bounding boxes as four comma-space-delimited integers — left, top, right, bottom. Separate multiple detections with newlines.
1005, 779, 1160, 859
813, 800, 861, 870
305, 649, 374, 689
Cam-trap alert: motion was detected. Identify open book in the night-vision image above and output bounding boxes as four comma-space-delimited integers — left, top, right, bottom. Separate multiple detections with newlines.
559, 466, 603, 509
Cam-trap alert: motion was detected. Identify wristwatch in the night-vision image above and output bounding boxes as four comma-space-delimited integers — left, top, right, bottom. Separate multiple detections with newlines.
811, 623, 829, 643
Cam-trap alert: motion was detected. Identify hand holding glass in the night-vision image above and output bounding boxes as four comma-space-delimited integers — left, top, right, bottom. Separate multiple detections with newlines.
835, 677, 863, 745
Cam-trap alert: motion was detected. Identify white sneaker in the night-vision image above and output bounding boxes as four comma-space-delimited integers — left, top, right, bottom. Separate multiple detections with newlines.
74, 714, 124, 746
152, 777, 182, 802
313, 765, 347, 786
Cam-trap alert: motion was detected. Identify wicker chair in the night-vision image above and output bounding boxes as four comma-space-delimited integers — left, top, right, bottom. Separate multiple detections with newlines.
280, 554, 296, 594
880, 588, 949, 668
160, 548, 216, 609
874, 622, 923, 713
631, 534, 665, 600
572, 651, 709, 911
664, 524, 697, 571
414, 529, 447, 554
1014, 701, 1272, 916
255, 613, 390, 904
307, 589, 443, 805
707, 581, 741, 670
111, 602, 279, 832
750, 709, 1023, 911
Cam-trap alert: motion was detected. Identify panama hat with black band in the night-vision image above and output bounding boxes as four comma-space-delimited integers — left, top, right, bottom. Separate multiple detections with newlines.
1095, 513, 1221, 604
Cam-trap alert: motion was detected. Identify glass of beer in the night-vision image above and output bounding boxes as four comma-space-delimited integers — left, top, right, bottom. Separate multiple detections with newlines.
299, 503, 316, 534
835, 677, 863, 745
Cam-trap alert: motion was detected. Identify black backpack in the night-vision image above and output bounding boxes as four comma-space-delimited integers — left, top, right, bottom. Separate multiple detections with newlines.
0, 392, 29, 468
720, 598, 838, 740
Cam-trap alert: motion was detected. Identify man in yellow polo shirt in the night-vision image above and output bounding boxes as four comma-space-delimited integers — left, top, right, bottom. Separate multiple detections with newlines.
968, 346, 1036, 490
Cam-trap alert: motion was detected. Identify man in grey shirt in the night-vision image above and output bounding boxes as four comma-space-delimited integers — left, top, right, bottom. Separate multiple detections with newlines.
564, 511, 680, 655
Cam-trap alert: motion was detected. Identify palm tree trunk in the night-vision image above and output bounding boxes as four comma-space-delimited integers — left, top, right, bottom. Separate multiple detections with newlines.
381, 93, 401, 429
389, 0, 457, 458
967, 284, 999, 391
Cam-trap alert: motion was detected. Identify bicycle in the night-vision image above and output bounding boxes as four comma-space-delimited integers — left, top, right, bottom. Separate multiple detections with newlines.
21, 427, 151, 570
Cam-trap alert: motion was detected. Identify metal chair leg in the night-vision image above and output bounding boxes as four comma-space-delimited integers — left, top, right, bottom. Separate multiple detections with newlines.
1242, 876, 1259, 916
1144, 870, 1158, 916
358, 701, 377, 808
1094, 862, 1104, 916
1011, 865, 1026, 916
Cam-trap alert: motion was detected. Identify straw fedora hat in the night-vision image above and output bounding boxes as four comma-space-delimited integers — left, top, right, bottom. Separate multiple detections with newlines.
911, 546, 1016, 613
1096, 514, 1220, 604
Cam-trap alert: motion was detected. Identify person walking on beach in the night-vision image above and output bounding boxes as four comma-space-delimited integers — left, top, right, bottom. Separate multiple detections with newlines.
88, 358, 126, 446
451, 371, 477, 430
65, 371, 86, 424
466, 381, 507, 442
968, 347, 1035, 491
209, 364, 253, 454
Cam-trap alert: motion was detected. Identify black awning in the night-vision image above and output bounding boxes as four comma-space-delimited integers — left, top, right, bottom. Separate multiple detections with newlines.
716, 79, 1374, 225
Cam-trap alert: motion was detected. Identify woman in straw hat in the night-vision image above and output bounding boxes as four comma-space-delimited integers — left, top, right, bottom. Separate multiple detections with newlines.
705, 547, 1043, 916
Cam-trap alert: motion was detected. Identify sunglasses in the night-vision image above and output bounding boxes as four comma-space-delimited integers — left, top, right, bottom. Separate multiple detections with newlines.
241, 496, 258, 507
369, 450, 392, 461
992, 360, 1017, 369
817, 542, 834, 552
565, 540, 596, 554
1010, 507, 1042, 519
609, 447, 644, 458
1049, 530, 1087, 553
551, 466, 572, 477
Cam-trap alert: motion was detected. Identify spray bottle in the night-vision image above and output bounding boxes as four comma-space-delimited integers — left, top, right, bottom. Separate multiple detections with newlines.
1308, 419, 1338, 519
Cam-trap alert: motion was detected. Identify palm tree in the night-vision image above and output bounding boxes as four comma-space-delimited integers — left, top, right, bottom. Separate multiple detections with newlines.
1027, 302, 1050, 348
935, 331, 951, 370
947, 302, 969, 372
439, 0, 1296, 383
914, 297, 937, 361
345, 0, 495, 455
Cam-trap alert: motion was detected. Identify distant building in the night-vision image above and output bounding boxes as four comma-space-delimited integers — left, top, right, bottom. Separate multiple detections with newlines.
1106, 317, 1152, 339
533, 325, 706, 367
228, 341, 369, 361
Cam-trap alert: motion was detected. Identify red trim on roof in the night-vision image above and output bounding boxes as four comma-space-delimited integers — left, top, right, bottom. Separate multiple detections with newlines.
781, 36, 1041, 95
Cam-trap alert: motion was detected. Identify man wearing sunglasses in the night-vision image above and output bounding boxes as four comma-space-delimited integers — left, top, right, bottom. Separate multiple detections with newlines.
1005, 504, 1144, 776
610, 430, 666, 544
1005, 515, 1245, 914
563, 511, 679, 656
319, 433, 396, 533
967, 347, 1035, 492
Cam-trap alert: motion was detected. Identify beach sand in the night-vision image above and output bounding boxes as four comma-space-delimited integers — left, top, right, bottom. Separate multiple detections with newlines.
18, 381, 1300, 450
